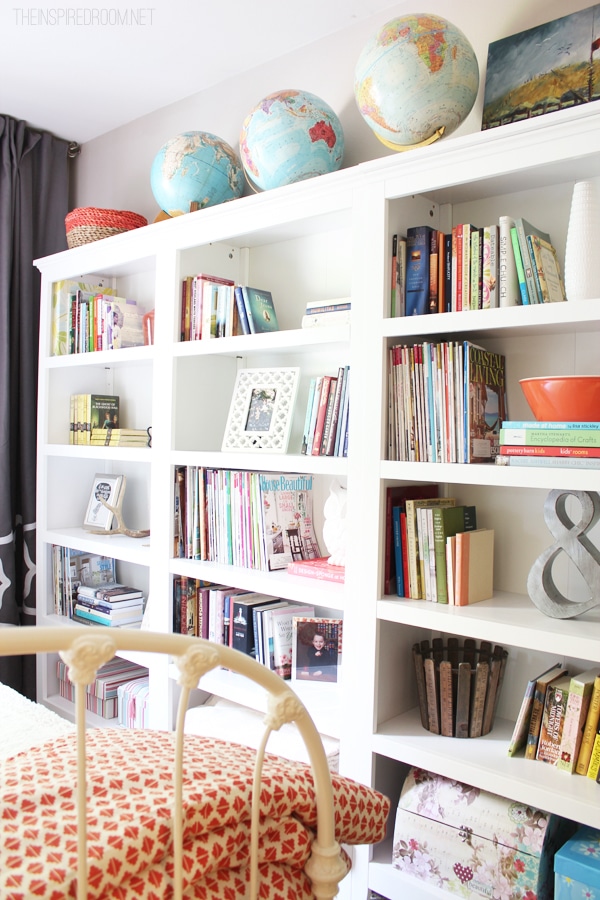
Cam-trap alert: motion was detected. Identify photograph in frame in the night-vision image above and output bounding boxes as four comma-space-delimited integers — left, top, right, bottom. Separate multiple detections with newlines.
83, 472, 124, 532
222, 367, 300, 453
291, 617, 343, 684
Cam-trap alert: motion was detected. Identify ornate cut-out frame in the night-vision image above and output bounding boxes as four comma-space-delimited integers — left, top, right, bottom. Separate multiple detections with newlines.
222, 367, 299, 453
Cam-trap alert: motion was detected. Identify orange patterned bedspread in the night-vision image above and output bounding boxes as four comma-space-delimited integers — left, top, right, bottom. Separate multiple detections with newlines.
1, 729, 389, 899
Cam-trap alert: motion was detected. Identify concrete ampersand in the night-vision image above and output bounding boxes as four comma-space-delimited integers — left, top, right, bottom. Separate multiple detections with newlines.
527, 489, 600, 618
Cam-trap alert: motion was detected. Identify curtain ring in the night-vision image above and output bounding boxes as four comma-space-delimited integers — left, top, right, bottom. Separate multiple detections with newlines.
68, 142, 81, 159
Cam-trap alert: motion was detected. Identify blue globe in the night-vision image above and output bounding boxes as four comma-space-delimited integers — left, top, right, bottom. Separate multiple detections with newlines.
150, 131, 244, 216
239, 90, 344, 192
355, 14, 479, 150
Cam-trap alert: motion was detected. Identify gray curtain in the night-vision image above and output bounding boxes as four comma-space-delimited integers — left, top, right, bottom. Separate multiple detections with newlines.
0, 115, 70, 697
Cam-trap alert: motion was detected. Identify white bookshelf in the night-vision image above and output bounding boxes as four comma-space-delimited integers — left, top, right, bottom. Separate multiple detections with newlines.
36, 101, 600, 899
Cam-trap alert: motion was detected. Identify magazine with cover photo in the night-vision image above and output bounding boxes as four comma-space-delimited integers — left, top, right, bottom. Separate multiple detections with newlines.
258, 472, 321, 571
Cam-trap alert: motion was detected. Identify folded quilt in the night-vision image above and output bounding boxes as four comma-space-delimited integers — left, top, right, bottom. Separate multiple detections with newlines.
1, 729, 389, 899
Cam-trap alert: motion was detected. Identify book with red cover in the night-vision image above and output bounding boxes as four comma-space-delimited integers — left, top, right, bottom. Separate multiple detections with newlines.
287, 556, 345, 583
500, 444, 600, 458
311, 376, 333, 457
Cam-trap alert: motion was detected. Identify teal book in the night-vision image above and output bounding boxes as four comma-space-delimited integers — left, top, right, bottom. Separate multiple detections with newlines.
241, 286, 279, 333
510, 227, 529, 305
432, 505, 477, 604
514, 217, 551, 304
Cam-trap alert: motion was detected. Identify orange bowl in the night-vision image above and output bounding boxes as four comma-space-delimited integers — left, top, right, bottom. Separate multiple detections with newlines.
519, 376, 600, 422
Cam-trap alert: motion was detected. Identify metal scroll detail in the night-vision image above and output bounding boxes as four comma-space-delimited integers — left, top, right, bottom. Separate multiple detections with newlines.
527, 490, 600, 618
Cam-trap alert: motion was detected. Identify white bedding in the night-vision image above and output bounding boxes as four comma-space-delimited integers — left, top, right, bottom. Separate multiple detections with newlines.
0, 682, 75, 759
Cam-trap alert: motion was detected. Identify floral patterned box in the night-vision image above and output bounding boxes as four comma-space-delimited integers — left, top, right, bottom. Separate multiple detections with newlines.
392, 767, 577, 899
554, 825, 600, 899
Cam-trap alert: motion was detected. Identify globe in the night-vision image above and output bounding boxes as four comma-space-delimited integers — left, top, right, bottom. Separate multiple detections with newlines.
150, 131, 244, 216
239, 89, 344, 192
354, 14, 479, 150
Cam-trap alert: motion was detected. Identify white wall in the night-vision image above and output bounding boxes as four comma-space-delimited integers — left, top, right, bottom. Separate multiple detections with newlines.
74, 0, 592, 223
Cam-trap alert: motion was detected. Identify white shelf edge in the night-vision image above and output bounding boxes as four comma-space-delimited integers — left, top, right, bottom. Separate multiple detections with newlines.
42, 527, 152, 565
380, 459, 600, 490
44, 443, 152, 461
43, 345, 154, 368
377, 593, 600, 660
173, 325, 350, 356
373, 708, 600, 829
171, 449, 348, 476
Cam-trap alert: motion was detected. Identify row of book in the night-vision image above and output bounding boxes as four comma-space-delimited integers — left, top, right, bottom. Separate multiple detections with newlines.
391, 216, 565, 317
385, 487, 494, 605
508, 664, 600, 781
56, 656, 148, 719
172, 576, 315, 679
71, 582, 146, 628
52, 279, 146, 355
301, 366, 350, 457
496, 419, 600, 470
174, 467, 321, 571
180, 274, 279, 340
387, 340, 508, 464
51, 546, 116, 617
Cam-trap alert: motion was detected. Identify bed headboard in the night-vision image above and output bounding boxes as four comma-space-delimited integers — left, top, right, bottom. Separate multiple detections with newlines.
0, 626, 349, 900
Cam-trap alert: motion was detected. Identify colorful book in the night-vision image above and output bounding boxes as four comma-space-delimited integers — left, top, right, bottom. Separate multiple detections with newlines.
587, 727, 600, 780
405, 225, 432, 316
513, 217, 552, 304
536, 675, 571, 764
508, 662, 564, 757
311, 375, 333, 457
499, 427, 600, 447
502, 420, 600, 430
454, 528, 494, 606
405, 497, 455, 599
510, 226, 530, 305
241, 286, 279, 333
482, 224, 498, 309
431, 505, 477, 605
465, 342, 507, 463
258, 472, 321, 571
498, 216, 520, 307
496, 455, 600, 469
287, 556, 345, 583
575, 674, 600, 775
557, 668, 600, 773
500, 444, 600, 458
525, 665, 569, 760
267, 603, 315, 678
527, 234, 566, 303
383, 485, 439, 596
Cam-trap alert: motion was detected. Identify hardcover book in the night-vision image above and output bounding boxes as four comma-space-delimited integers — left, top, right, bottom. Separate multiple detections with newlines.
266, 603, 315, 678
497, 216, 520, 307
525, 665, 569, 760
514, 217, 552, 305
557, 667, 600, 773
384, 485, 439, 596
405, 225, 432, 316
508, 662, 565, 757
527, 234, 566, 304
454, 528, 494, 606
241, 286, 279, 333
500, 427, 600, 448
575, 674, 600, 775
536, 675, 571, 764
431, 505, 477, 605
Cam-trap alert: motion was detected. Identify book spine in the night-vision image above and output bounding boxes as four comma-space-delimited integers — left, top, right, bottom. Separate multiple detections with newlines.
301, 377, 317, 455
482, 224, 498, 309
502, 420, 600, 430
587, 729, 600, 780
391, 233, 398, 316
311, 376, 333, 456
500, 428, 600, 447
405, 226, 431, 316
393, 505, 404, 597
234, 286, 250, 335
557, 682, 594, 773
498, 216, 520, 306
536, 680, 569, 764
286, 561, 345, 582
500, 444, 600, 457
515, 220, 539, 304
576, 677, 600, 774
510, 226, 530, 305
496, 454, 600, 469
428, 228, 439, 314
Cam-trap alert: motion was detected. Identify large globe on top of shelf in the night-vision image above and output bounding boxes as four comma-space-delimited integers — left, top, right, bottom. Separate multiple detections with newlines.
239, 89, 344, 192
150, 131, 244, 216
354, 13, 479, 151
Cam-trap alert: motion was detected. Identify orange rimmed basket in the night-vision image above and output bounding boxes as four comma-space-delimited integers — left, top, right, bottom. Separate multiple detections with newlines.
65, 207, 148, 248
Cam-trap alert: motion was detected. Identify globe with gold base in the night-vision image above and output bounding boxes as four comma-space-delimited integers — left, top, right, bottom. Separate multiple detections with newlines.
354, 13, 479, 152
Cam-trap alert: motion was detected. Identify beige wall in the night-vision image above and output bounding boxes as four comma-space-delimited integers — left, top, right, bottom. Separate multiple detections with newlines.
74, 0, 592, 223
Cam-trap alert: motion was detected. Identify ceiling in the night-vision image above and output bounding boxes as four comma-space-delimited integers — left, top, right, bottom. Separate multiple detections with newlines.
0, 0, 399, 144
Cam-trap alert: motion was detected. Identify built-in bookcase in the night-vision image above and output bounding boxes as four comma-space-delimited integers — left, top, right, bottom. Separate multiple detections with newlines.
36, 103, 600, 899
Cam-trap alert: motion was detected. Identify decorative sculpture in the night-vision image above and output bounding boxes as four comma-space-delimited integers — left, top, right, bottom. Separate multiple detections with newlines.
322, 480, 347, 568
86, 476, 150, 539
527, 489, 600, 618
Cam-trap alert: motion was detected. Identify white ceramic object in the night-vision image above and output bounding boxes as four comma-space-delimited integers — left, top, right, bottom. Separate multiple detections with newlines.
564, 180, 600, 301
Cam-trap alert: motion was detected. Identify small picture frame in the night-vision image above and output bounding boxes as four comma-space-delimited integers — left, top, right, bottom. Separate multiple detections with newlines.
292, 617, 343, 684
222, 367, 300, 453
83, 472, 124, 532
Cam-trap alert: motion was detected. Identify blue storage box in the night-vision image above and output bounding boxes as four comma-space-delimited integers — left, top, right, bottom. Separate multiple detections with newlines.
555, 825, 600, 899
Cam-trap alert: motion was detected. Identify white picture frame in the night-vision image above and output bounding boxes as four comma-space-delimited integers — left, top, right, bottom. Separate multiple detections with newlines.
83, 472, 124, 532
222, 367, 300, 453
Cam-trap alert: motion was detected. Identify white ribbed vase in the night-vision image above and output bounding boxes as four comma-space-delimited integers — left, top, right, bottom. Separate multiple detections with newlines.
564, 180, 600, 301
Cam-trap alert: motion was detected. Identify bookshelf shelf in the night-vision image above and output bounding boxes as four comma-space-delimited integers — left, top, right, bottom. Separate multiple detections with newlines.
35, 102, 600, 899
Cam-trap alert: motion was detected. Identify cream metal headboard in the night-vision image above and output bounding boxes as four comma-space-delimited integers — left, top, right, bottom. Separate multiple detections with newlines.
0, 626, 348, 900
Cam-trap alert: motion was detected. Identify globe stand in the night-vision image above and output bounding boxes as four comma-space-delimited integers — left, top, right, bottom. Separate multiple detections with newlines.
375, 125, 446, 153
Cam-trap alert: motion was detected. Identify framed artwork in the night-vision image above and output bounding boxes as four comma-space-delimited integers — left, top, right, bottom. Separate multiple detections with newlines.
222, 367, 300, 453
83, 472, 123, 532
291, 617, 342, 684
482, 4, 600, 131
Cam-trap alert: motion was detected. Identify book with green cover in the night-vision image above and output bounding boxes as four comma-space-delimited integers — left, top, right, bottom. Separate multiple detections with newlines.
510, 227, 530, 305
500, 427, 600, 447
432, 505, 477, 604
241, 286, 279, 333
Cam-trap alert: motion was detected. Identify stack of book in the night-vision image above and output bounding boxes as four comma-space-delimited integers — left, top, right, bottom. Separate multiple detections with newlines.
301, 297, 351, 328
90, 427, 150, 447
57, 656, 148, 719
301, 366, 350, 457
173, 467, 322, 571
51, 546, 116, 617
388, 340, 507, 464
496, 420, 600, 469
391, 215, 565, 317
70, 393, 119, 444
508, 665, 600, 779
72, 583, 145, 628
385, 486, 494, 605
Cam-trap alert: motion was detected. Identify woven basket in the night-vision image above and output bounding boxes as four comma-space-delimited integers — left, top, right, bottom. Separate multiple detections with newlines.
65, 207, 148, 248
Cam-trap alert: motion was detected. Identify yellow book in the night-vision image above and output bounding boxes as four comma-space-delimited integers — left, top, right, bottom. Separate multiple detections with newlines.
586, 729, 600, 780
575, 674, 600, 775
